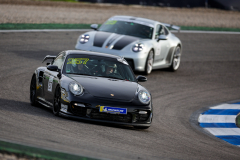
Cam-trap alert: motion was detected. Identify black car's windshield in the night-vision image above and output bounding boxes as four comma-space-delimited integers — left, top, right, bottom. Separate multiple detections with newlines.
98, 20, 153, 39
63, 54, 136, 82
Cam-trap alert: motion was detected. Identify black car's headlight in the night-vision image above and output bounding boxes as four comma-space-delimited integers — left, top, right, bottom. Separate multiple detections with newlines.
132, 43, 144, 52
69, 82, 83, 96
138, 90, 150, 104
79, 34, 89, 44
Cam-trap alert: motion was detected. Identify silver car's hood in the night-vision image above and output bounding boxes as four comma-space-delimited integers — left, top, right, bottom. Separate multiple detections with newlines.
93, 31, 141, 50
79, 31, 149, 50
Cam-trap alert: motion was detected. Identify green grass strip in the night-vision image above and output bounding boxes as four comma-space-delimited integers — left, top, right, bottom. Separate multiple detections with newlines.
0, 140, 98, 160
0, 23, 240, 32
0, 23, 91, 30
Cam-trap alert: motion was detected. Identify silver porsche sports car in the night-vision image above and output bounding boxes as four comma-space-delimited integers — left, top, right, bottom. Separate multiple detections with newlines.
75, 15, 182, 74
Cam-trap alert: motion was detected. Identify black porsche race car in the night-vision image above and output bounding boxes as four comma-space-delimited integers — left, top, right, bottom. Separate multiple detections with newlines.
30, 50, 153, 129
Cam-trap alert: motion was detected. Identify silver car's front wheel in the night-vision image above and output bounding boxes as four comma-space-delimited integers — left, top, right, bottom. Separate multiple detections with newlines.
144, 50, 154, 75
170, 46, 181, 71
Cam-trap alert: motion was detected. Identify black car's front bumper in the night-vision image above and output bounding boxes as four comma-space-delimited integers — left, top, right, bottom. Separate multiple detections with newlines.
59, 112, 152, 127
60, 92, 153, 127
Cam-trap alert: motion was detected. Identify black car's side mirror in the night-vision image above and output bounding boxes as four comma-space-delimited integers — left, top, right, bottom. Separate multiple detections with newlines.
57, 69, 62, 79
91, 24, 98, 30
47, 65, 58, 72
136, 75, 147, 82
157, 35, 167, 42
47, 65, 62, 79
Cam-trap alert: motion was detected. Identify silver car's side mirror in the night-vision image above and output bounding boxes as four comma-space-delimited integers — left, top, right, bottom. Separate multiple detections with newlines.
157, 35, 167, 42
91, 24, 98, 30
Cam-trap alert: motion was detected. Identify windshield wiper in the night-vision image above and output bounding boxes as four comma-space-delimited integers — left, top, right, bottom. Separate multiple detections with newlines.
98, 75, 125, 81
68, 73, 93, 76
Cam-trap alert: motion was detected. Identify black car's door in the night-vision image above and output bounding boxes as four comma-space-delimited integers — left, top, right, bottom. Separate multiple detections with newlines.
43, 69, 55, 105
43, 52, 66, 105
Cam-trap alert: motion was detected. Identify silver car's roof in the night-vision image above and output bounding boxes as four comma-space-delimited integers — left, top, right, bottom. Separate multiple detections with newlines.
108, 15, 159, 28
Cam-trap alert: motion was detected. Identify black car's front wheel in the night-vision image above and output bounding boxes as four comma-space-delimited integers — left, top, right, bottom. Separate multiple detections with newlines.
30, 74, 38, 106
53, 86, 61, 116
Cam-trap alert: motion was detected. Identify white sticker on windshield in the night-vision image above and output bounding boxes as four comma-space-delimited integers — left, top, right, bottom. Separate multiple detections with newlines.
48, 76, 54, 92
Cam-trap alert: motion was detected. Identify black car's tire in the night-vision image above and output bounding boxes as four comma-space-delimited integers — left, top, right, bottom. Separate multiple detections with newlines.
53, 86, 61, 116
134, 126, 150, 129
144, 50, 154, 75
169, 46, 181, 71
30, 74, 38, 106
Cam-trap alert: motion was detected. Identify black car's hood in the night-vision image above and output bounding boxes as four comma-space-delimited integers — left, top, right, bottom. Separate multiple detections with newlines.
68, 75, 138, 101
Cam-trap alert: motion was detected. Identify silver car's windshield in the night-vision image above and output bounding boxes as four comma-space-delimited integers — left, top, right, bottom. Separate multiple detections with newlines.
63, 54, 136, 82
98, 20, 153, 39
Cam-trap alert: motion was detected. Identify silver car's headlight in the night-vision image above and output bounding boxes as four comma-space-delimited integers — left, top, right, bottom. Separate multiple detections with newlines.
132, 43, 144, 52
69, 82, 83, 95
79, 34, 89, 44
138, 90, 150, 104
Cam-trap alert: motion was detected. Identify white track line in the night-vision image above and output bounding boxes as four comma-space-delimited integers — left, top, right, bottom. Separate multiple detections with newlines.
204, 128, 240, 136
172, 30, 240, 34
199, 115, 236, 123
0, 29, 240, 34
210, 104, 240, 109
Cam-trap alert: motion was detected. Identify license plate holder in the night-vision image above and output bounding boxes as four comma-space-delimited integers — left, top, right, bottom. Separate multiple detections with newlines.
99, 106, 127, 114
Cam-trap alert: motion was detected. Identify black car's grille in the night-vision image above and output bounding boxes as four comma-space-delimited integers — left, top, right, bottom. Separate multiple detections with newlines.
71, 106, 87, 116
69, 103, 150, 123
90, 109, 132, 123
136, 113, 149, 122
70, 102, 91, 116
133, 111, 150, 122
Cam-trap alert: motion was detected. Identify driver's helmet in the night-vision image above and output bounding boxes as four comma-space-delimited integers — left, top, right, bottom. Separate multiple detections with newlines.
105, 62, 116, 68
67, 59, 83, 73
143, 26, 152, 36
105, 62, 117, 74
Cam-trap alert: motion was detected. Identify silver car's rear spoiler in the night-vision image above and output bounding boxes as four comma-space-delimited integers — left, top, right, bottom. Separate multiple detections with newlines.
162, 23, 181, 32
42, 55, 56, 63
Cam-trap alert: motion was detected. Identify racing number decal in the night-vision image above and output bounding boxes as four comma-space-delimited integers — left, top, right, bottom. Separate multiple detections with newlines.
67, 58, 89, 65
105, 20, 117, 25
156, 46, 161, 55
48, 76, 54, 92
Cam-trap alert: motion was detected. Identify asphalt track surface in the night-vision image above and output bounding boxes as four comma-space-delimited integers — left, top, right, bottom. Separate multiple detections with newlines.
0, 31, 240, 160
